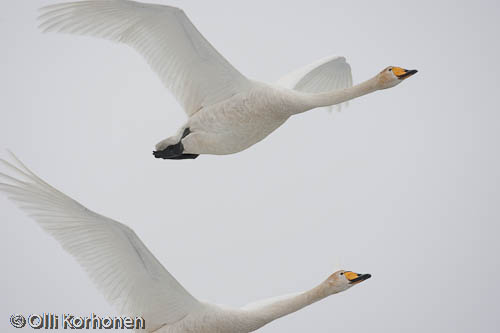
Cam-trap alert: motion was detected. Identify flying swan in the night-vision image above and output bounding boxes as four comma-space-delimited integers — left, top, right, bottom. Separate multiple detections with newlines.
39, 0, 417, 160
0, 153, 371, 332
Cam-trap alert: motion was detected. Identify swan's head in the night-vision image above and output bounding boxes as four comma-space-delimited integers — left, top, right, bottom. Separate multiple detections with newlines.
376, 66, 418, 89
325, 270, 371, 294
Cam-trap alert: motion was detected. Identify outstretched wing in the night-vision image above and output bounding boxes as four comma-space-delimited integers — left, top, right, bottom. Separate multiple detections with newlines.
276, 55, 353, 111
39, 0, 252, 116
0, 153, 204, 331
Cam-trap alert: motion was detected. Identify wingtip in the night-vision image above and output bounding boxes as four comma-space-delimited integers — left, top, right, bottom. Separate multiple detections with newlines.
6, 149, 21, 165
0, 149, 15, 166
6, 148, 15, 158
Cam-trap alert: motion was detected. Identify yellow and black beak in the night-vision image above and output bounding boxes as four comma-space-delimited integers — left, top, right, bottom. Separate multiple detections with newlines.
344, 271, 372, 285
393, 67, 418, 80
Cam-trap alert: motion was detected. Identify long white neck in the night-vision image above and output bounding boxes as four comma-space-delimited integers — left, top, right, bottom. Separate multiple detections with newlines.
295, 76, 379, 113
242, 282, 340, 331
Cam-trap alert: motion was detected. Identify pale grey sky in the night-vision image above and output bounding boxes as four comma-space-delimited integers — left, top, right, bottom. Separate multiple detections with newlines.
1, 0, 499, 332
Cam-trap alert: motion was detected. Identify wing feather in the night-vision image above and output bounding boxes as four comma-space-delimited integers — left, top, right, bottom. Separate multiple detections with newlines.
276, 55, 353, 111
0, 153, 204, 331
39, 0, 252, 115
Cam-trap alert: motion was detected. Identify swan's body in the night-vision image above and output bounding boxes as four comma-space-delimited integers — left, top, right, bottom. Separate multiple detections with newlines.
39, 0, 417, 159
181, 83, 303, 155
0, 153, 371, 332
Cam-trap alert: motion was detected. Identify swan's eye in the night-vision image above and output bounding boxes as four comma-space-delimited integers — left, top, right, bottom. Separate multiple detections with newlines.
340, 272, 344, 275
389, 68, 392, 71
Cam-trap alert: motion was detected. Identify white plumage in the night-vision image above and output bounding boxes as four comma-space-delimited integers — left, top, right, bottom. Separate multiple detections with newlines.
275, 55, 353, 112
39, 0, 251, 116
0, 153, 371, 332
0, 154, 200, 330
38, 0, 416, 160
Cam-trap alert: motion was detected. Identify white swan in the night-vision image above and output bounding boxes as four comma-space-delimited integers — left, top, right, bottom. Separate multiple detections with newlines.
39, 0, 417, 159
0, 153, 371, 332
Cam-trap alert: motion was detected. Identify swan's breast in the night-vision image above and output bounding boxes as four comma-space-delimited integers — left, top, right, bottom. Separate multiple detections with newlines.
184, 85, 301, 155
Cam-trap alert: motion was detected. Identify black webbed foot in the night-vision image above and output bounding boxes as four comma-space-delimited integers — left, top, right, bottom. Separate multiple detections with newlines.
153, 128, 199, 160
